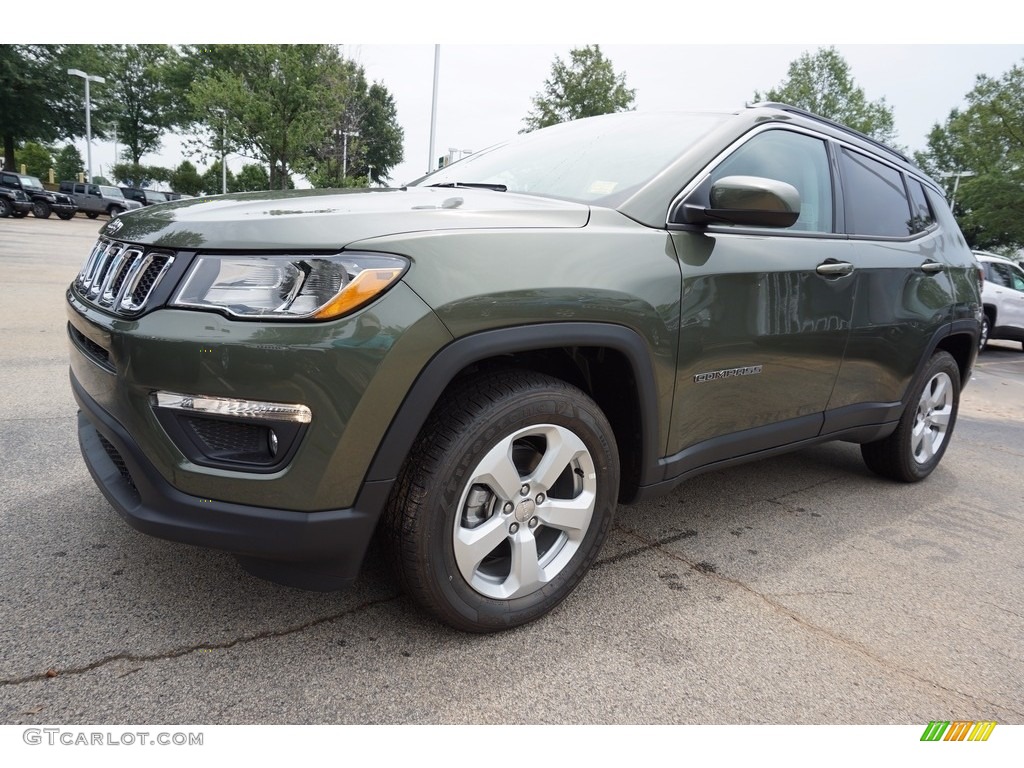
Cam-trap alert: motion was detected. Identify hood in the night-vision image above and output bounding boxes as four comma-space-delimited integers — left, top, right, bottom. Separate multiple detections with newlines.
101, 187, 590, 251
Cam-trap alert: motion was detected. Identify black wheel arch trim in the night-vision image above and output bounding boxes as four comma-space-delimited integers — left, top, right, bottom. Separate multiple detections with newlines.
363, 322, 664, 488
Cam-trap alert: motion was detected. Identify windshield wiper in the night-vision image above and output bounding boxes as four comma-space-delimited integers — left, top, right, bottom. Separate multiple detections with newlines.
427, 182, 507, 192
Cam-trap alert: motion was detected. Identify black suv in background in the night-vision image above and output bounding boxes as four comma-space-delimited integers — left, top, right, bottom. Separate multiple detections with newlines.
67, 104, 982, 632
0, 186, 33, 218
120, 187, 170, 206
0, 171, 77, 219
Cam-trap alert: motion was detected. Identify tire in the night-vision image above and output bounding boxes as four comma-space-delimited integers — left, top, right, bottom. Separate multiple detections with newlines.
381, 369, 619, 632
0, 197, 10, 218
86, 211, 99, 219
979, 314, 990, 350
108, 205, 125, 218
32, 200, 51, 218
861, 351, 960, 482
57, 210, 75, 220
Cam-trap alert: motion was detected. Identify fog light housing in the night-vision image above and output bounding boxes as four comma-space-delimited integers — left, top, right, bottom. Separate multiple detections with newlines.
151, 391, 310, 472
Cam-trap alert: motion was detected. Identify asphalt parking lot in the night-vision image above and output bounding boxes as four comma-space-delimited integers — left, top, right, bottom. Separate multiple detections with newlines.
1, 213, 1022, 726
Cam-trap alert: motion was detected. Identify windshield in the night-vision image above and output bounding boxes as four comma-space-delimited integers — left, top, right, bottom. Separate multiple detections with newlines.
147, 191, 168, 203
18, 175, 44, 191
409, 111, 729, 205
100, 186, 125, 199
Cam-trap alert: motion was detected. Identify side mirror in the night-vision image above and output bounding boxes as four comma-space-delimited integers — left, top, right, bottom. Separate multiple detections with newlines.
670, 175, 801, 229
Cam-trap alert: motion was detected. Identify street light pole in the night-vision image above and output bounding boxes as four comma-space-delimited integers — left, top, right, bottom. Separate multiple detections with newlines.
67, 69, 106, 183
428, 45, 440, 174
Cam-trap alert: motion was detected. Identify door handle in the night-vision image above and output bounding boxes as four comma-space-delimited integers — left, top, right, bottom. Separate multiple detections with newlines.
816, 261, 854, 276
920, 261, 945, 274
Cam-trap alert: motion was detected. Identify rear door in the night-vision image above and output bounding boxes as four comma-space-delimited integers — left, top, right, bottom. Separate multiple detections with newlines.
824, 148, 955, 430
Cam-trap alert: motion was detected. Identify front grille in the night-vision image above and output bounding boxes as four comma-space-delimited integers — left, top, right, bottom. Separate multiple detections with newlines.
74, 238, 174, 316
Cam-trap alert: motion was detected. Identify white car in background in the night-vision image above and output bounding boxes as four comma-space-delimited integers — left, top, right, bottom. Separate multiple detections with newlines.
974, 251, 1024, 350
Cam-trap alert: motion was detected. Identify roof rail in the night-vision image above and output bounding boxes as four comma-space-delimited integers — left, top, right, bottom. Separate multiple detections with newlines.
749, 102, 910, 164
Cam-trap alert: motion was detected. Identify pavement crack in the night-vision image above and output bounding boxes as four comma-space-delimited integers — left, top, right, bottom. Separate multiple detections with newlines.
614, 525, 1024, 719
0, 593, 400, 688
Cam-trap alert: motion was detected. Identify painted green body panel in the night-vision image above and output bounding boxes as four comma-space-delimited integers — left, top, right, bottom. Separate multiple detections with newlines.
356, 207, 682, 455
668, 231, 856, 452
68, 282, 451, 510
103, 187, 589, 251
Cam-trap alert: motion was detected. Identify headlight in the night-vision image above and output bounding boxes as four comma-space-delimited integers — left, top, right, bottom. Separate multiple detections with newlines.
171, 252, 407, 320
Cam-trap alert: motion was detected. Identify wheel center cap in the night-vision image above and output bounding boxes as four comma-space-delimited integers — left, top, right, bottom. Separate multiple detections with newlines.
515, 498, 535, 523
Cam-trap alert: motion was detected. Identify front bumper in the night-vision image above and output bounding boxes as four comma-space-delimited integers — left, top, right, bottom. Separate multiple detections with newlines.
72, 370, 390, 585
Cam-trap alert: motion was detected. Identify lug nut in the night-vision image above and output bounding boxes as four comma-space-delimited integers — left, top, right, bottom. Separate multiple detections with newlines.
503, 502, 514, 514
535, 493, 545, 504
509, 522, 520, 534
520, 484, 530, 496
528, 517, 539, 529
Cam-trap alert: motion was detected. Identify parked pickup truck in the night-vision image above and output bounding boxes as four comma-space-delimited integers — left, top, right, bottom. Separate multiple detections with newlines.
58, 181, 143, 218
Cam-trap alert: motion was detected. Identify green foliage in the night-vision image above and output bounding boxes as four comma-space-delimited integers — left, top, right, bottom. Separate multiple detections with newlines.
111, 162, 170, 187
169, 160, 203, 196
522, 45, 636, 133
0, 45, 104, 170
54, 144, 84, 182
754, 47, 897, 145
14, 141, 54, 178
233, 163, 270, 192
920, 62, 1024, 251
105, 45, 181, 165
200, 160, 234, 195
187, 44, 347, 190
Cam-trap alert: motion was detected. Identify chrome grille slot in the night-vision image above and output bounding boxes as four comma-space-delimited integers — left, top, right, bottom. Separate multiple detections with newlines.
74, 238, 175, 316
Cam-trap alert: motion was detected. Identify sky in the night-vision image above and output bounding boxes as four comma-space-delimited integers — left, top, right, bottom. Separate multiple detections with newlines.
33, 3, 1024, 189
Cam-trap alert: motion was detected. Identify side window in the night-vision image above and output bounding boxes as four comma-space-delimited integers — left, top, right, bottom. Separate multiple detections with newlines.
1002, 264, 1024, 292
74, 184, 85, 194
1013, 270, 1024, 292
708, 130, 833, 233
989, 264, 1014, 288
906, 180, 935, 234
840, 148, 914, 237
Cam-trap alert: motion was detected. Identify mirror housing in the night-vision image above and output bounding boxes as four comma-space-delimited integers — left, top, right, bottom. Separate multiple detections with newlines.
670, 175, 801, 229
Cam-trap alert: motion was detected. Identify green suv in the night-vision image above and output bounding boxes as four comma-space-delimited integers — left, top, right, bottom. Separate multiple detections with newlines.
67, 104, 982, 632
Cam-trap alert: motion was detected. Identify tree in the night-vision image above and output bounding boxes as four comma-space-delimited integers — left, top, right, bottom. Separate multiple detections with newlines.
14, 141, 53, 178
754, 47, 897, 145
54, 144, 84, 182
169, 160, 203, 196
918, 62, 1024, 251
187, 45, 348, 190
233, 163, 270, 192
111, 162, 170, 187
522, 45, 636, 133
359, 83, 404, 185
105, 45, 181, 166
200, 160, 234, 195
0, 45, 103, 171
295, 60, 404, 188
